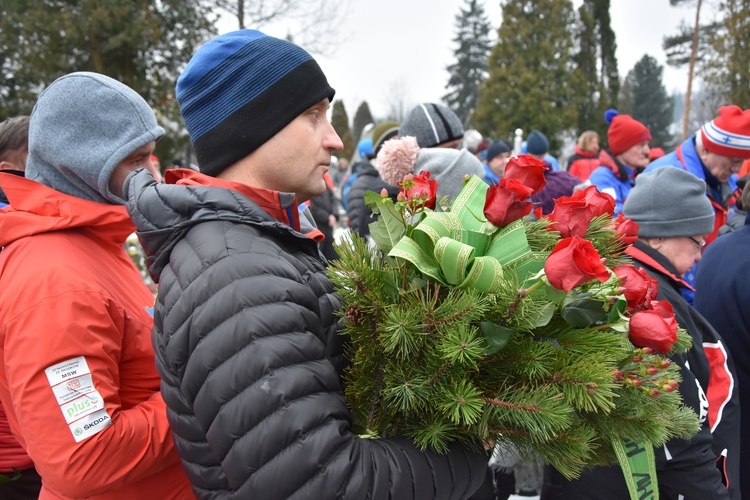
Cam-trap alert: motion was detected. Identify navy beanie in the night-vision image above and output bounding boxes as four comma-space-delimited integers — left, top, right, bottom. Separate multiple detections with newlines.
526, 130, 549, 155
176, 30, 335, 177
486, 140, 512, 163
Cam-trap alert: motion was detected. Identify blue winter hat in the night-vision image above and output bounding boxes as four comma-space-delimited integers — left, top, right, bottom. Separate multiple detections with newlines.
177, 29, 335, 176
526, 130, 549, 155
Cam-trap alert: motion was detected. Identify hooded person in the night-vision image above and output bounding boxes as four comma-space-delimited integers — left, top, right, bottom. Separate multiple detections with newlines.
124, 29, 487, 499
398, 102, 464, 149
0, 72, 194, 499
544, 167, 741, 500
376, 135, 485, 204
588, 109, 652, 215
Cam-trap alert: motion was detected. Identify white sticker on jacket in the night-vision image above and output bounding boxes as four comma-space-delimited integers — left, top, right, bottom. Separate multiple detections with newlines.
45, 356, 91, 387
68, 409, 111, 443
60, 391, 105, 424
51, 374, 96, 405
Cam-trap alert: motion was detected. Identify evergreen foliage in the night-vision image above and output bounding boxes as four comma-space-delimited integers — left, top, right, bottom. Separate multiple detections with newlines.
704, 0, 750, 107
443, 0, 493, 128
331, 100, 354, 161
626, 55, 675, 149
352, 102, 375, 145
474, 0, 581, 153
329, 173, 699, 479
0, 0, 216, 162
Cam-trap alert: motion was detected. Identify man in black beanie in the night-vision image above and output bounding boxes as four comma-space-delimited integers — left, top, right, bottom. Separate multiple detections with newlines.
124, 29, 486, 500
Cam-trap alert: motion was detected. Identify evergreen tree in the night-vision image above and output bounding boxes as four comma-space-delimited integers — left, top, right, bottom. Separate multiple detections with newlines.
704, 0, 750, 108
331, 100, 354, 161
572, 0, 619, 140
443, 0, 493, 128
474, 0, 580, 153
0, 0, 215, 163
593, 0, 619, 111
352, 102, 375, 144
626, 55, 674, 149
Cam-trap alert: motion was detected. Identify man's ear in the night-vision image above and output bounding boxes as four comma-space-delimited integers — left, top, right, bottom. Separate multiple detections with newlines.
0, 160, 14, 172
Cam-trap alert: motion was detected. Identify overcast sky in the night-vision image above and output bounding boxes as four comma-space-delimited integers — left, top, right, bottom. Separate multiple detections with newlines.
219, 0, 716, 122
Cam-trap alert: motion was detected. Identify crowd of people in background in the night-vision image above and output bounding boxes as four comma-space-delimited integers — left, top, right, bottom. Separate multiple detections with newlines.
0, 26, 749, 500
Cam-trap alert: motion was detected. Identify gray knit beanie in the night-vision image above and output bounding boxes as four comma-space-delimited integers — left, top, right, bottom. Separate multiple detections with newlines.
26, 72, 165, 204
376, 135, 483, 202
415, 148, 484, 201
398, 103, 464, 148
623, 167, 714, 238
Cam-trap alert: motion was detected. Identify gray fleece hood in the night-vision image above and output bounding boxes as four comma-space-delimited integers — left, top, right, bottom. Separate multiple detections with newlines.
25, 72, 164, 204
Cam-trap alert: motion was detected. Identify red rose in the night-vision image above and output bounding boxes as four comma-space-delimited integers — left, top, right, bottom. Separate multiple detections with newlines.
503, 154, 548, 195
484, 178, 534, 228
398, 171, 438, 210
629, 300, 678, 353
547, 186, 616, 238
613, 264, 658, 311
544, 236, 611, 292
612, 213, 639, 245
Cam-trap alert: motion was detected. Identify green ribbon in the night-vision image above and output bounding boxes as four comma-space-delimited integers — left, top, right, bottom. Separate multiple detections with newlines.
388, 175, 545, 293
612, 438, 659, 500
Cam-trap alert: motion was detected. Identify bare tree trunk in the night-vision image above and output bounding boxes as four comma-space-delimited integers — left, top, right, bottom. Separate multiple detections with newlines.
682, 0, 702, 141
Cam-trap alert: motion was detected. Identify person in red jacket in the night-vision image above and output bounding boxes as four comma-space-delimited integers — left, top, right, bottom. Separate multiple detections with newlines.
566, 130, 601, 181
0, 72, 193, 499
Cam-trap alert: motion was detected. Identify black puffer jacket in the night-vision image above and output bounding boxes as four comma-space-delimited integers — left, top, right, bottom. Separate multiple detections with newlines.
346, 161, 399, 237
125, 169, 486, 500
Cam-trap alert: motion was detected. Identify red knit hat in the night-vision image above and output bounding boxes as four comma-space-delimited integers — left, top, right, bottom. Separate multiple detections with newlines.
605, 110, 652, 156
700, 105, 750, 159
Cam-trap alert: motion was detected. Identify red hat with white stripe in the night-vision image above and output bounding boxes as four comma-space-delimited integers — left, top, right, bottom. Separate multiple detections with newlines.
700, 105, 750, 159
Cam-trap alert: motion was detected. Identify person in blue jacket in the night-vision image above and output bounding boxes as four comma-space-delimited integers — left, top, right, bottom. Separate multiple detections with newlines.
644, 105, 750, 304
588, 110, 651, 214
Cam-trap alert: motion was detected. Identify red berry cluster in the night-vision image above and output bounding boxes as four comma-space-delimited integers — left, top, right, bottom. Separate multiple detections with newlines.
612, 347, 679, 397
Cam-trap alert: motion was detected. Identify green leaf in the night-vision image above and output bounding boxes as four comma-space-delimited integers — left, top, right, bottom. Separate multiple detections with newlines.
364, 190, 386, 215
480, 322, 513, 355
533, 302, 557, 327
561, 299, 608, 328
369, 201, 406, 254
608, 296, 628, 323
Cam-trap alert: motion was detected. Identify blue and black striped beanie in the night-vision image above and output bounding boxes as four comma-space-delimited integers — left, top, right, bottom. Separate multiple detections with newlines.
176, 30, 335, 176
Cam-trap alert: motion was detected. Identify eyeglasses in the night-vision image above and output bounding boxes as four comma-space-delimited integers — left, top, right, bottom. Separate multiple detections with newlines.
688, 236, 706, 252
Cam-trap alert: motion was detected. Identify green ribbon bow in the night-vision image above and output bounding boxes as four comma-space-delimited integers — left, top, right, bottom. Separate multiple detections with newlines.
388, 175, 545, 292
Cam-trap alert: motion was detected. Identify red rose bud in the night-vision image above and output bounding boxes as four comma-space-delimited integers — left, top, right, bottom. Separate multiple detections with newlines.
632, 354, 643, 363
646, 366, 659, 376
661, 359, 672, 369
544, 236, 611, 292
613, 264, 659, 312
642, 347, 655, 355
398, 171, 438, 210
503, 154, 548, 195
661, 384, 675, 393
612, 370, 623, 379
628, 303, 679, 354
547, 186, 616, 238
667, 379, 679, 388
612, 213, 639, 245
380, 188, 389, 197
649, 389, 660, 397
484, 178, 534, 228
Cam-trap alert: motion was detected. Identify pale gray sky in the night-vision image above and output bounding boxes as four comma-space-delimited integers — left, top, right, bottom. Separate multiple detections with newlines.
221, 0, 716, 121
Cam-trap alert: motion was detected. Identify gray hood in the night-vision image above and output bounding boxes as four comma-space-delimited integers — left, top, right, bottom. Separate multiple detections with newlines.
26, 72, 164, 204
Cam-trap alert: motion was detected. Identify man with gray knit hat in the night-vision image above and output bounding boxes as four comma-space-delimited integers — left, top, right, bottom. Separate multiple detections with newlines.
399, 102, 464, 149
545, 166, 741, 499
124, 29, 486, 499
0, 72, 193, 499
